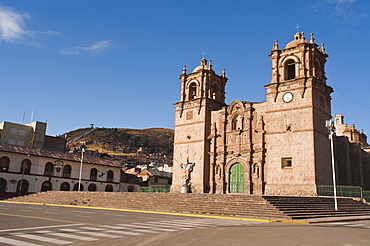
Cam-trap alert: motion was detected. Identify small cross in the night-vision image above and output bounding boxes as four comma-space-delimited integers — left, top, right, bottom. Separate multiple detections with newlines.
295, 24, 301, 33
202, 50, 206, 58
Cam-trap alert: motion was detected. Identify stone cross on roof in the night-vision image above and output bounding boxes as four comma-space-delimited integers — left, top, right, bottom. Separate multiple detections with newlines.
295, 24, 301, 33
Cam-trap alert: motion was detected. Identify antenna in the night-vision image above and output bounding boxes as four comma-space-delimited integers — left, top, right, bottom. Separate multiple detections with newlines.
22, 111, 25, 124
30, 109, 34, 122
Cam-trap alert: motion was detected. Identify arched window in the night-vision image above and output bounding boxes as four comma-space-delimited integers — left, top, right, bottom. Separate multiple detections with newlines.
41, 181, 52, 192
0, 156, 10, 172
211, 83, 220, 101
105, 184, 113, 192
107, 170, 114, 182
90, 168, 98, 181
88, 183, 97, 192
20, 159, 31, 174
60, 182, 70, 191
73, 183, 83, 191
63, 165, 72, 178
231, 115, 242, 130
44, 162, 54, 176
315, 59, 322, 79
189, 83, 197, 100
286, 59, 296, 80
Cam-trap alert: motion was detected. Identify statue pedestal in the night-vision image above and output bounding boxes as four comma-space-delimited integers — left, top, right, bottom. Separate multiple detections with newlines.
181, 185, 189, 193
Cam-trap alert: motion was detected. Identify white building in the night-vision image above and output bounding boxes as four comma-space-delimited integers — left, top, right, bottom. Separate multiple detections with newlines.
0, 143, 122, 198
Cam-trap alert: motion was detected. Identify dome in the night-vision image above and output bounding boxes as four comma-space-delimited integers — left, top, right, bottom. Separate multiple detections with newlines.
192, 58, 213, 73
285, 32, 308, 49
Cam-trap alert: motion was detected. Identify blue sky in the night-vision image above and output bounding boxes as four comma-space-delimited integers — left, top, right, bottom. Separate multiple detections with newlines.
0, 0, 369, 136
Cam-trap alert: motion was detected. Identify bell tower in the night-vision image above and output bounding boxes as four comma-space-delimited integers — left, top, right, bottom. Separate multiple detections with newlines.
172, 58, 227, 193
264, 32, 334, 195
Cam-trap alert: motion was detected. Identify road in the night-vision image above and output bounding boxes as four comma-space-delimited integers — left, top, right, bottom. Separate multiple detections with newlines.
0, 202, 369, 246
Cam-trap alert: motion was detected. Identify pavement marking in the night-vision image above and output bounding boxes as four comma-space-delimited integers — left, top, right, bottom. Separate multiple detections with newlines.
0, 236, 41, 246
11, 232, 72, 244
44, 212, 59, 215
26, 207, 42, 210
59, 228, 122, 238
98, 225, 145, 235
104, 213, 126, 216
0, 211, 93, 225
329, 222, 350, 225
130, 222, 193, 230
345, 224, 362, 227
144, 221, 219, 228
75, 215, 91, 218
72, 210, 95, 214
0, 207, 10, 210
19, 210, 32, 212
80, 226, 160, 235
36, 230, 99, 241
118, 224, 178, 232
0, 223, 83, 233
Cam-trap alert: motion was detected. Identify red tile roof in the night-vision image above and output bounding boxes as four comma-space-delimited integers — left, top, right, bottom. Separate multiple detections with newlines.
0, 143, 122, 168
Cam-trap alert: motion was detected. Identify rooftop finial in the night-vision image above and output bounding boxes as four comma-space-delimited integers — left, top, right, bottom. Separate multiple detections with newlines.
272, 39, 279, 50
320, 43, 326, 53
182, 65, 187, 74
202, 50, 206, 59
200, 58, 207, 66
310, 33, 315, 43
222, 69, 226, 77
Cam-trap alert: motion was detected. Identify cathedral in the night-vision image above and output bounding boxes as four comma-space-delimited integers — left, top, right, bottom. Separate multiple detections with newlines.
171, 32, 362, 196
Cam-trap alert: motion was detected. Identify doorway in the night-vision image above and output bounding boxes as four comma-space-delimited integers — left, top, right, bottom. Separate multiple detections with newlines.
229, 163, 245, 193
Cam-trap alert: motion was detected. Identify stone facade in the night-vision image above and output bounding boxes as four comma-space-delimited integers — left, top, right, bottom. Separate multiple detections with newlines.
171, 32, 356, 196
333, 114, 370, 189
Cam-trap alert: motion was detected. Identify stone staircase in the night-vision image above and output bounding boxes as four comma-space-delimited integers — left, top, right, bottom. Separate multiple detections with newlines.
7, 192, 288, 220
264, 196, 370, 219
7, 192, 370, 220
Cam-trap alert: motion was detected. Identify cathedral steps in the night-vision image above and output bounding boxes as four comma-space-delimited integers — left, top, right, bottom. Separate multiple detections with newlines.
7, 192, 370, 220
7, 192, 288, 219
263, 196, 370, 219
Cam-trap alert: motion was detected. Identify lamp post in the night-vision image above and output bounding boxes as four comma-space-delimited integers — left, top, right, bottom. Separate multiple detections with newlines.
18, 161, 25, 196
326, 118, 338, 210
78, 147, 85, 191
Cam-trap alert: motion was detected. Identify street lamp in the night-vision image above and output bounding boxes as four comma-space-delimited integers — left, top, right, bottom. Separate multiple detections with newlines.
18, 155, 30, 196
78, 147, 85, 191
326, 118, 338, 210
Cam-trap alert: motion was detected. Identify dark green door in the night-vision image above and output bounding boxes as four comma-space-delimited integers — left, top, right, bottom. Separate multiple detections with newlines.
230, 163, 245, 193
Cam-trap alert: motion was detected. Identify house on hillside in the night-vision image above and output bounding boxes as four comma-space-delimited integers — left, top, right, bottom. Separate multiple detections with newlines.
137, 168, 172, 191
120, 170, 141, 192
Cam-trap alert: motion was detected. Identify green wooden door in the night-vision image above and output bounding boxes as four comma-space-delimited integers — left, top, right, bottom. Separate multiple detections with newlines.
229, 163, 245, 193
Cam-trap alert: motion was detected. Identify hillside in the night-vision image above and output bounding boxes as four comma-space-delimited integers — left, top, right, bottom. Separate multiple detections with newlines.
62, 127, 174, 155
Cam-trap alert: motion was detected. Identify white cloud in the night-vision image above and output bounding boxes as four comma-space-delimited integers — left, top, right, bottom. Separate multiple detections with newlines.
0, 5, 30, 42
314, 0, 367, 25
326, 0, 356, 4
61, 40, 113, 56
0, 5, 57, 44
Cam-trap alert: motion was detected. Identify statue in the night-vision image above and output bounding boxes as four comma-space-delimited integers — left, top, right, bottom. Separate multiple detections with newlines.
179, 157, 195, 193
